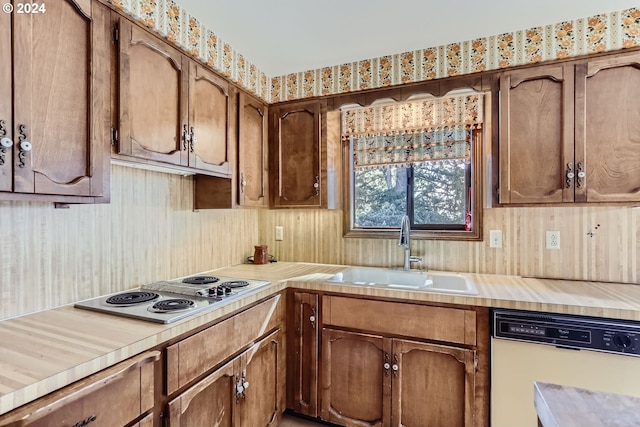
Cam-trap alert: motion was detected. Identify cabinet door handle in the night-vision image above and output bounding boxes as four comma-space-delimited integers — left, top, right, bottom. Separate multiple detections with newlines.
392, 354, 399, 377
0, 119, 12, 166
18, 124, 31, 168
314, 175, 320, 196
310, 307, 316, 329
189, 126, 196, 153
576, 161, 585, 188
240, 172, 246, 193
565, 163, 574, 188
384, 353, 390, 376
182, 124, 190, 151
71, 414, 97, 427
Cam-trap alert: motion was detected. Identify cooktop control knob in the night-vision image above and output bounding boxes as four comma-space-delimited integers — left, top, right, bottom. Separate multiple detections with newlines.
613, 333, 632, 349
216, 287, 225, 296
208, 287, 217, 296
224, 286, 232, 294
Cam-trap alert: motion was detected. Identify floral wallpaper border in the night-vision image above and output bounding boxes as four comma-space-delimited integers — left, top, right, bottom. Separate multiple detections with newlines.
111, 1, 640, 104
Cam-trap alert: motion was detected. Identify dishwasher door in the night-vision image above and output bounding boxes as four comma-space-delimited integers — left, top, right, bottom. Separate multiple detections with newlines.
491, 337, 640, 427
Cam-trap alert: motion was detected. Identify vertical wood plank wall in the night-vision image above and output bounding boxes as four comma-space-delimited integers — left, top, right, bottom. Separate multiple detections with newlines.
258, 207, 639, 285
0, 165, 259, 320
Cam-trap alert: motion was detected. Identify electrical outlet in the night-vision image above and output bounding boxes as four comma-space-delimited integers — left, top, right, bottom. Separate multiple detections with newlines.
489, 230, 503, 248
546, 231, 560, 249
275, 226, 284, 241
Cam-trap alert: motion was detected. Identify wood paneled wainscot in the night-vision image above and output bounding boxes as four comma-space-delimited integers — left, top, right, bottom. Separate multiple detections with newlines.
165, 295, 285, 427
0, 351, 159, 427
116, 17, 232, 177
498, 50, 640, 204
0, 0, 110, 202
320, 295, 488, 427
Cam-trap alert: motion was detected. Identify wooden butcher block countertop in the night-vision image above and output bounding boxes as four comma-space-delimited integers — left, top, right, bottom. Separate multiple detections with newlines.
535, 382, 640, 427
1, 262, 640, 416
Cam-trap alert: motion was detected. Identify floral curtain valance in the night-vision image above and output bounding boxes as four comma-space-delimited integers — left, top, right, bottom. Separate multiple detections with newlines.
341, 93, 483, 169
341, 93, 483, 137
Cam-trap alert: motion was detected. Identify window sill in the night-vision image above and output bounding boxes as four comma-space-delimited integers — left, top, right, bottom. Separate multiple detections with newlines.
343, 228, 483, 241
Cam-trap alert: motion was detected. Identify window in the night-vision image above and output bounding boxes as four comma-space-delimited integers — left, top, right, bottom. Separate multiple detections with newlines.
342, 92, 484, 241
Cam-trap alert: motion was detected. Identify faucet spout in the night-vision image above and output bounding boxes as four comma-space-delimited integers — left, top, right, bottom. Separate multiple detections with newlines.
398, 215, 420, 271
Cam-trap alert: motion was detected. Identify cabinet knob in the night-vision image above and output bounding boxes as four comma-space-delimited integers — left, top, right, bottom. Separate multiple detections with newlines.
0, 137, 12, 149
565, 163, 574, 188
384, 353, 391, 376
576, 161, 586, 188
20, 140, 32, 152
243, 381, 250, 389
310, 307, 316, 328
314, 175, 320, 196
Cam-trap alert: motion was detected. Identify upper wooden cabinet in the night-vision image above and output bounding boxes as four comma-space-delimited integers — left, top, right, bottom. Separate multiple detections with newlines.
116, 18, 231, 177
270, 100, 322, 208
498, 51, 640, 204
0, 0, 110, 201
238, 92, 269, 207
576, 53, 640, 202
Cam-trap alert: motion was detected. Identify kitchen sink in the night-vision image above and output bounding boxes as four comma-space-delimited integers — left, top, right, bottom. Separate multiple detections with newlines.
327, 266, 478, 295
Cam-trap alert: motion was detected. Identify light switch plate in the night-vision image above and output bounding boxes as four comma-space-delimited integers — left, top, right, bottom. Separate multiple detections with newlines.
489, 230, 502, 248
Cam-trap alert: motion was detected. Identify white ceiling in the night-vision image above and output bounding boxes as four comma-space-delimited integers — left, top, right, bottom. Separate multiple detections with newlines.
180, 0, 640, 76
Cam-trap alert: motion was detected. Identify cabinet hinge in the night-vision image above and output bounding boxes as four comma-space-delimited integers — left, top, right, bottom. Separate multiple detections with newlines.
474, 354, 479, 372
112, 26, 119, 44
110, 127, 118, 146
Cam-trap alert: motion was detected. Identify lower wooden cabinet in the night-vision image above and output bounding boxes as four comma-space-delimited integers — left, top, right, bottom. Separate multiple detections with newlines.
287, 291, 319, 417
167, 330, 282, 427
321, 329, 389, 427
0, 351, 159, 427
321, 329, 477, 427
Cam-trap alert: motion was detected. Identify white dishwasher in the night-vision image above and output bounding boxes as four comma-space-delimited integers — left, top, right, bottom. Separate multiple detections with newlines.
491, 309, 640, 427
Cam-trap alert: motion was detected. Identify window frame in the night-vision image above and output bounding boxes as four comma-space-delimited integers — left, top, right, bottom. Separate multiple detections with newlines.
341, 106, 485, 242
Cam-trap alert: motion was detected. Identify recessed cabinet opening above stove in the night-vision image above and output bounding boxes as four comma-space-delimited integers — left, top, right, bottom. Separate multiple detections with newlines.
74, 275, 271, 324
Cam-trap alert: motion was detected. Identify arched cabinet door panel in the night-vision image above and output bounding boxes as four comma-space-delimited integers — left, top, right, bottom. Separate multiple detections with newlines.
118, 18, 188, 167
9, 0, 110, 197
271, 100, 322, 208
577, 52, 640, 203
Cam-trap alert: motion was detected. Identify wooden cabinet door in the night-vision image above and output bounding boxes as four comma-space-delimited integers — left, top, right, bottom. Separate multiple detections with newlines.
0, 4, 11, 192
271, 100, 321, 207
11, 0, 109, 196
287, 292, 319, 417
576, 52, 640, 202
320, 329, 391, 427
240, 330, 281, 427
391, 339, 476, 427
118, 18, 188, 166
238, 92, 268, 207
167, 357, 239, 427
188, 61, 232, 176
499, 65, 574, 203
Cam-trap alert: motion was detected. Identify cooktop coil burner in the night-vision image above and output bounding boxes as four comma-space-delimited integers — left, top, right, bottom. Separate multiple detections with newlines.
149, 299, 195, 313
105, 291, 159, 306
182, 276, 219, 285
221, 280, 250, 288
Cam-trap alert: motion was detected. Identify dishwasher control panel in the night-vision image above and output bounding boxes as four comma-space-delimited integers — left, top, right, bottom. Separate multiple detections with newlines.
492, 309, 640, 356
